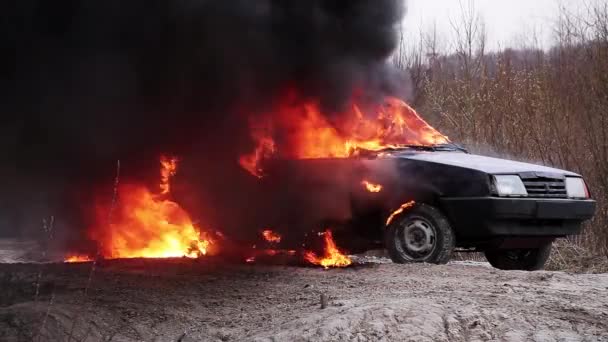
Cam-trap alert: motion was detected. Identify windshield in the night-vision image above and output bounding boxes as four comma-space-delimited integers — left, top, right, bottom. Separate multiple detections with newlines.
377, 143, 468, 153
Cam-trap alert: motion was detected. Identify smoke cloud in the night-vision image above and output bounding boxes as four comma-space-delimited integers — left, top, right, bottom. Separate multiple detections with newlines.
0, 0, 407, 249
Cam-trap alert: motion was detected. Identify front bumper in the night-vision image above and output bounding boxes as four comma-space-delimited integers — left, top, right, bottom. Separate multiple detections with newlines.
440, 197, 596, 238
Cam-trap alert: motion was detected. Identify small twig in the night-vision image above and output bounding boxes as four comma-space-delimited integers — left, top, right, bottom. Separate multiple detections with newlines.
105, 159, 121, 259
33, 215, 55, 342
35, 289, 55, 342
67, 160, 120, 342
35, 216, 54, 303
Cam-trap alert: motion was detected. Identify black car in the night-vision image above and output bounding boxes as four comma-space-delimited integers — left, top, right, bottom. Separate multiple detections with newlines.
263, 144, 596, 271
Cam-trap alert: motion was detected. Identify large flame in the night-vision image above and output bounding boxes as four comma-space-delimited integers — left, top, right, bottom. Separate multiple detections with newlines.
67, 95, 438, 264
240, 96, 448, 176
304, 230, 352, 269
83, 156, 213, 260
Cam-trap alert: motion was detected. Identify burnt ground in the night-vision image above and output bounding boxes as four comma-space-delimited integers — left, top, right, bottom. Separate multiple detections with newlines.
1, 247, 608, 341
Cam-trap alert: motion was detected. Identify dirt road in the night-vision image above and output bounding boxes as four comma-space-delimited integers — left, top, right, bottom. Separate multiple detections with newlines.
1, 255, 607, 342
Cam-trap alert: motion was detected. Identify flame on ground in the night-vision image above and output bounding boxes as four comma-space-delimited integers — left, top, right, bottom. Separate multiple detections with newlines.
64, 255, 93, 263
386, 201, 416, 226
362, 180, 383, 193
262, 229, 282, 243
240, 96, 448, 176
83, 156, 213, 260
304, 230, 352, 269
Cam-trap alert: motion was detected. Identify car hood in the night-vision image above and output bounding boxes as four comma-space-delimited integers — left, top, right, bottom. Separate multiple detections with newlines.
400, 152, 580, 176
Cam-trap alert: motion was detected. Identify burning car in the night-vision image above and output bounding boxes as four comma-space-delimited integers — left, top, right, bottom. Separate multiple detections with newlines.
245, 98, 596, 271
65, 98, 595, 272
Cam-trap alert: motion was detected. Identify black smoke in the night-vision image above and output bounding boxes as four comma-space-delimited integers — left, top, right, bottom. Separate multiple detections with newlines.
0, 0, 407, 248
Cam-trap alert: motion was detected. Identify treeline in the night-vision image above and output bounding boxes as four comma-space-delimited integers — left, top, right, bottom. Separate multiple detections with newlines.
396, 2, 608, 269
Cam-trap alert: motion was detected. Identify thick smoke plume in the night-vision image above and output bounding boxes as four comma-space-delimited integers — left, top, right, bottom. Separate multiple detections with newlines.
0, 1, 407, 249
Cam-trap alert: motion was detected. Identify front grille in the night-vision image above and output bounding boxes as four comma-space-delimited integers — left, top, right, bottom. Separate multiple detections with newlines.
522, 177, 567, 198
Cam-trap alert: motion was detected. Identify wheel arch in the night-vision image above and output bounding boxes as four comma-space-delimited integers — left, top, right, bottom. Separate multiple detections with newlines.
384, 202, 456, 264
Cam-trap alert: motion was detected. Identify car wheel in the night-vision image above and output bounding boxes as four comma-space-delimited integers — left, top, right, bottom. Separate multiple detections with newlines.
385, 203, 455, 264
484, 242, 552, 271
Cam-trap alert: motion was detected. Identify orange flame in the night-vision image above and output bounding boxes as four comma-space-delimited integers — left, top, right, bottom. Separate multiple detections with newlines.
240, 96, 448, 176
88, 156, 213, 259
160, 156, 177, 195
262, 229, 282, 243
362, 180, 383, 193
64, 255, 93, 263
239, 119, 275, 178
386, 201, 416, 226
239, 136, 275, 178
304, 230, 352, 269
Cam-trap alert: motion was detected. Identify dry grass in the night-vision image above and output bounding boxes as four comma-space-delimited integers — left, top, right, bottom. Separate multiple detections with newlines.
546, 239, 608, 273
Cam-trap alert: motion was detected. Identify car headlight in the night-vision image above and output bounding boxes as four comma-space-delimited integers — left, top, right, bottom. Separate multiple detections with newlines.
565, 177, 589, 199
493, 175, 527, 196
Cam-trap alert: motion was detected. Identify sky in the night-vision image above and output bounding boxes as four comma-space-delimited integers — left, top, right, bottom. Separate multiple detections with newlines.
402, 0, 585, 51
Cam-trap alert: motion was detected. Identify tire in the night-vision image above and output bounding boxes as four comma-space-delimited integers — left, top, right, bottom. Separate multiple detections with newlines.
484, 242, 552, 271
385, 203, 455, 264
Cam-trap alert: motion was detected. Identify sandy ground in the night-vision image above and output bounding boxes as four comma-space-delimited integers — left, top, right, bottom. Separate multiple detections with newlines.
1, 245, 607, 341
